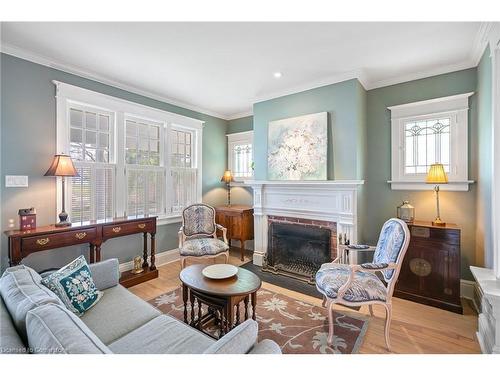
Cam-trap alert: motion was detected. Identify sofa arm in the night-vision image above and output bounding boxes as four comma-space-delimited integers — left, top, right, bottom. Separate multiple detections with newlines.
89, 259, 120, 291
248, 339, 282, 354
203, 320, 258, 354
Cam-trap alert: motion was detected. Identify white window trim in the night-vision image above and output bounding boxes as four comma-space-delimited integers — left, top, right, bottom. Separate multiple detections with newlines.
227, 130, 254, 183
54, 81, 204, 226
388, 92, 475, 191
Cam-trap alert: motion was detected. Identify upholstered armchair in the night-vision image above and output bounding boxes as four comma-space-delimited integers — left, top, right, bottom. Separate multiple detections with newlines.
178, 204, 229, 269
315, 218, 410, 351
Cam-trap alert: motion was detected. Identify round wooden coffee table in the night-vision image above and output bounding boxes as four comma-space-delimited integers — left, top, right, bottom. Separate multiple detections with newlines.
179, 264, 261, 337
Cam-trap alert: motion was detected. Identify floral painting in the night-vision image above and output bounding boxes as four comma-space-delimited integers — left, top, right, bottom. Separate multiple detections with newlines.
268, 112, 328, 180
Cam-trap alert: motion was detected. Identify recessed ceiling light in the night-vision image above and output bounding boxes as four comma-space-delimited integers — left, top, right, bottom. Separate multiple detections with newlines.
273, 72, 282, 78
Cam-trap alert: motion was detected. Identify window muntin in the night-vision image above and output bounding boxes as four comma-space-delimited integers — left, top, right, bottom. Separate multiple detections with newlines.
125, 118, 161, 166
69, 106, 113, 163
227, 131, 254, 181
404, 117, 450, 175
232, 143, 253, 179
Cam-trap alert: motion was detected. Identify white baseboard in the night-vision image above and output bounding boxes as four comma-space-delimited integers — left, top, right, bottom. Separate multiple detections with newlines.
460, 279, 476, 300
119, 248, 180, 273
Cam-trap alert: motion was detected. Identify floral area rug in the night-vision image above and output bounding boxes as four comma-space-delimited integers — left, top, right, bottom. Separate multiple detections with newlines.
148, 287, 368, 354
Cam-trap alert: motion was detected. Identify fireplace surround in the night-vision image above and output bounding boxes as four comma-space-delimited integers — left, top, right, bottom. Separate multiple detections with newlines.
245, 180, 364, 268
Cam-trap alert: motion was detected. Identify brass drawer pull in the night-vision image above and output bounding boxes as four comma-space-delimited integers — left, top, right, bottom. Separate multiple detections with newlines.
112, 226, 121, 233
137, 223, 146, 229
36, 238, 50, 246
75, 232, 87, 240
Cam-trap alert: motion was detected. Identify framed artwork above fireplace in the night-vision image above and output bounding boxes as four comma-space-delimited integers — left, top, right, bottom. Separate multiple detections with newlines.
267, 112, 328, 180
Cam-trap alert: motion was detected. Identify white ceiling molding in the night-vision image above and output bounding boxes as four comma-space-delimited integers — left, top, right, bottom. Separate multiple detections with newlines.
364, 59, 478, 90
0, 43, 231, 120
226, 110, 254, 121
471, 22, 494, 66
253, 69, 365, 104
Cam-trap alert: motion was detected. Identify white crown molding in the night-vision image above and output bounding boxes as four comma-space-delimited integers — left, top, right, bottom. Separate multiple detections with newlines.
471, 22, 494, 66
226, 110, 254, 121
365, 60, 477, 91
0, 43, 231, 121
253, 69, 365, 104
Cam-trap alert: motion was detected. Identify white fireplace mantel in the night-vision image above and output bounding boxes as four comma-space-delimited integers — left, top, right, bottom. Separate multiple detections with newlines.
244, 180, 364, 266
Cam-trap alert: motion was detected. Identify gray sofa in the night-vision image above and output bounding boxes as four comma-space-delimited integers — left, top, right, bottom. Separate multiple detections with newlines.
0, 259, 281, 354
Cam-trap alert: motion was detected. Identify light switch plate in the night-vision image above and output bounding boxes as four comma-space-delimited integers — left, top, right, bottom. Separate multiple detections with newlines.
5, 175, 29, 187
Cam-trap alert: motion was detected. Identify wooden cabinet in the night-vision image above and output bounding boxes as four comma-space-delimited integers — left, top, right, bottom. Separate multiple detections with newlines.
215, 205, 254, 261
395, 221, 462, 314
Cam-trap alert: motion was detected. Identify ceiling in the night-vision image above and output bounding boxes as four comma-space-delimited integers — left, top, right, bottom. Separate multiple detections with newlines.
0, 22, 485, 119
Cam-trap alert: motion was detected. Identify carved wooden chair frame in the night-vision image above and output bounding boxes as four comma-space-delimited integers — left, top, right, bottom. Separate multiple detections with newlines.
178, 203, 229, 269
319, 218, 410, 351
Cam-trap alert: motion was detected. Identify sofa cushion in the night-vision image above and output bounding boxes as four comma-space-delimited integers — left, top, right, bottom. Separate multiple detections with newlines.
41, 255, 103, 316
0, 296, 26, 354
203, 319, 258, 354
108, 314, 214, 354
26, 303, 111, 354
0, 265, 62, 342
80, 284, 161, 345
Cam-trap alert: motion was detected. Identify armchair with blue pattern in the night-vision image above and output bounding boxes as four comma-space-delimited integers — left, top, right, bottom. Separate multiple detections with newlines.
315, 218, 410, 351
178, 204, 229, 269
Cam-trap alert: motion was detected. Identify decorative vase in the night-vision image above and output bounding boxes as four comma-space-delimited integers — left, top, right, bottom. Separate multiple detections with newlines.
397, 201, 415, 223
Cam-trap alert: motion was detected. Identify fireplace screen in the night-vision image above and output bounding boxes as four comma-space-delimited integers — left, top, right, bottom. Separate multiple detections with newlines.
264, 222, 332, 284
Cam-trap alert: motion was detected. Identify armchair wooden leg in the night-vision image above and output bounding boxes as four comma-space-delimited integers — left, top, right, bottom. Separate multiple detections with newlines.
327, 300, 335, 346
322, 296, 327, 307
383, 303, 392, 351
224, 252, 229, 264
368, 305, 374, 317
181, 257, 187, 269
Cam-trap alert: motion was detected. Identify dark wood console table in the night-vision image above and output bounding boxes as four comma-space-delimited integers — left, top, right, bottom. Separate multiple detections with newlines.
4, 215, 158, 288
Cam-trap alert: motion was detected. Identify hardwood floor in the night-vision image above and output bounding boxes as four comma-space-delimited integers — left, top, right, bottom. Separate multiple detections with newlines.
129, 248, 481, 354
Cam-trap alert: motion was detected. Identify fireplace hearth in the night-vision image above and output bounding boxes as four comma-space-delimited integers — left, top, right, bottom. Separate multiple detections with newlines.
263, 216, 337, 284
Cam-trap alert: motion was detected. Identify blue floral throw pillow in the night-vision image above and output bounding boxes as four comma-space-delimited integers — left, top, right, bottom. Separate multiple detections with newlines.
41, 255, 103, 316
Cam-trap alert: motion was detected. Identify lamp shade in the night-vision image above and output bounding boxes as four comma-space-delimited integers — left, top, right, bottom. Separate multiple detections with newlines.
426, 163, 448, 184
220, 170, 234, 183
44, 154, 79, 177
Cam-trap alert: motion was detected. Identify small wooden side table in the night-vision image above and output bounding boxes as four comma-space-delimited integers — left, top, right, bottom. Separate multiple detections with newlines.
179, 264, 261, 338
215, 205, 254, 261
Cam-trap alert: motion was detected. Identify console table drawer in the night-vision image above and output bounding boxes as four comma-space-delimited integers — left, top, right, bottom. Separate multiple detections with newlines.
21, 228, 97, 252
103, 220, 153, 238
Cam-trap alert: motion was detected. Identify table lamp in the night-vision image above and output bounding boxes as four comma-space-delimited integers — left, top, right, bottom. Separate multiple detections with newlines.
221, 170, 234, 206
426, 163, 448, 227
44, 154, 79, 227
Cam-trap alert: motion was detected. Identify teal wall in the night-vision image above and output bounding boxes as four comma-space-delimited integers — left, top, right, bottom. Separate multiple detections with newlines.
476, 47, 493, 268
227, 116, 253, 134
365, 68, 478, 280
253, 79, 367, 181
0, 53, 228, 272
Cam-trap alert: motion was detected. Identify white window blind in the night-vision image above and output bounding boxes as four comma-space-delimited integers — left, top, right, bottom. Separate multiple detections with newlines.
169, 128, 197, 214
67, 104, 115, 223
125, 118, 165, 216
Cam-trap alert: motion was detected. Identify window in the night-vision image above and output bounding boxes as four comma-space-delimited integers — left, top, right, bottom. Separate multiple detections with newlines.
169, 127, 198, 214
67, 104, 115, 222
125, 118, 165, 216
227, 131, 254, 181
55, 81, 203, 225
388, 93, 474, 191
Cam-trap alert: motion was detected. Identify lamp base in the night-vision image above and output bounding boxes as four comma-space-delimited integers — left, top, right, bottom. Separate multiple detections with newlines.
432, 218, 446, 227
55, 211, 72, 227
